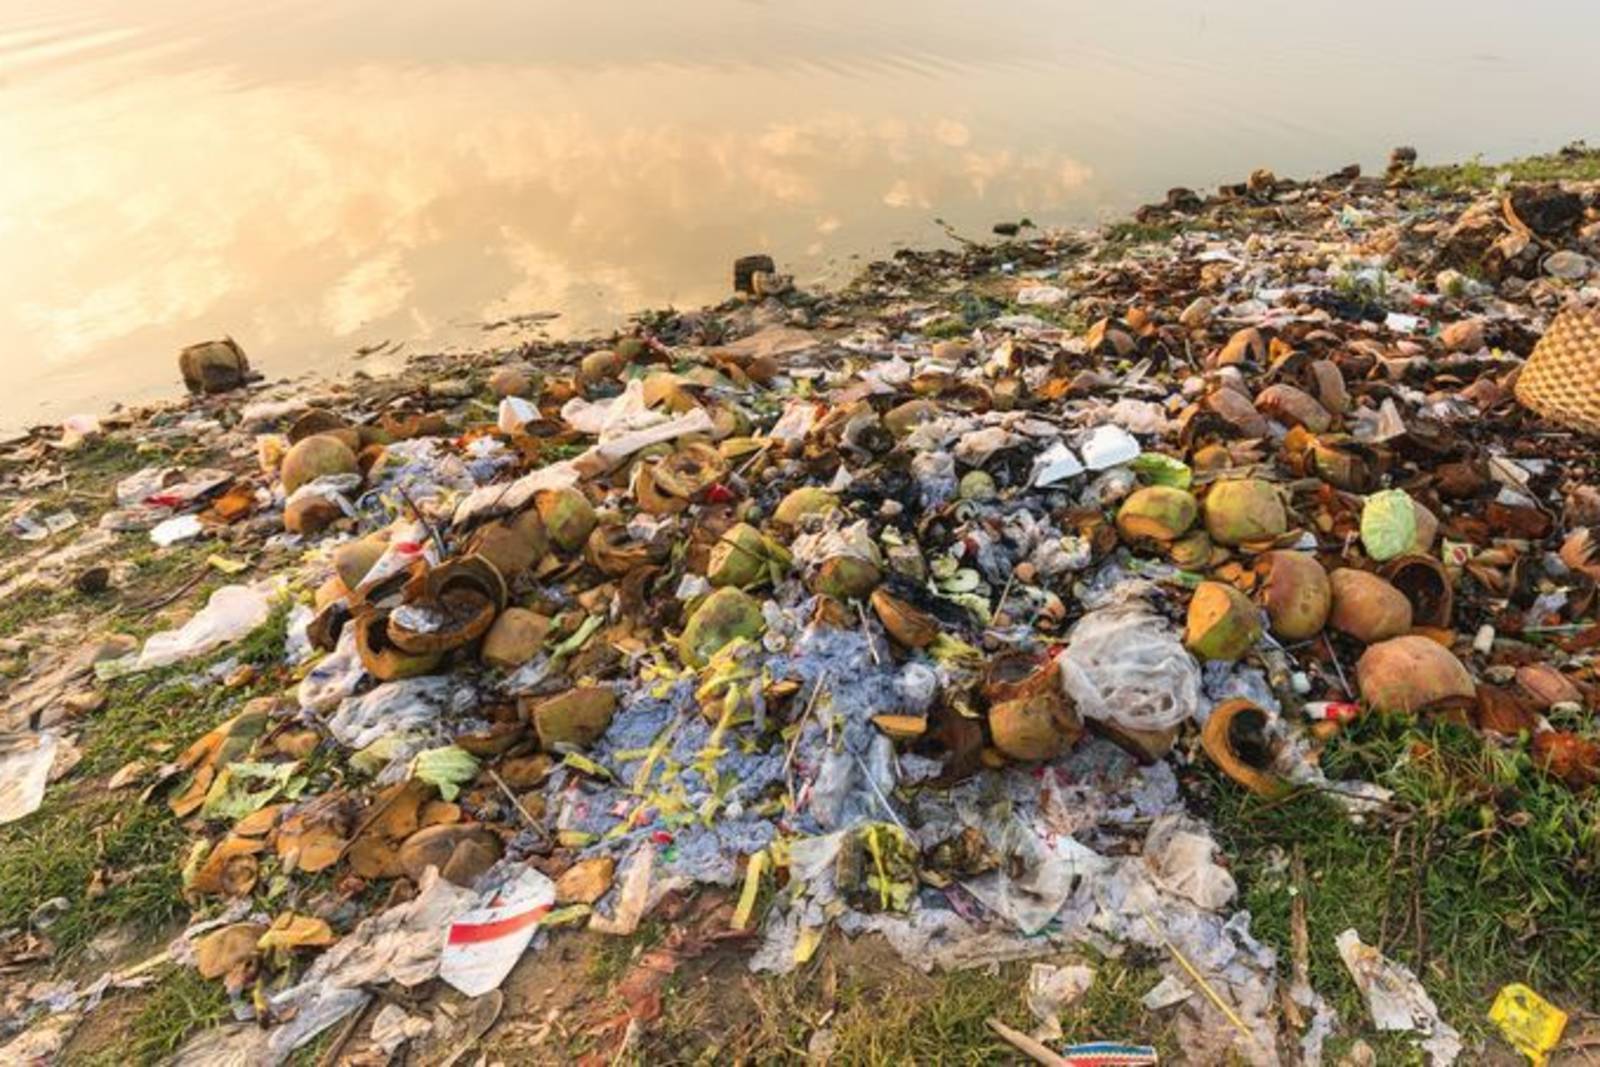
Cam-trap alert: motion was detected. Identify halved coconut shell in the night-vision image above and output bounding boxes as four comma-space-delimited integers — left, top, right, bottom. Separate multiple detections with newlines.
1201, 699, 1290, 798
355, 610, 443, 680
1380, 554, 1453, 629
870, 588, 938, 648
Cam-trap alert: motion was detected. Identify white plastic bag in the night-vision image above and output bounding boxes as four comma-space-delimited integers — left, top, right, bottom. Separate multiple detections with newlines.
137, 585, 274, 670
1057, 603, 1200, 732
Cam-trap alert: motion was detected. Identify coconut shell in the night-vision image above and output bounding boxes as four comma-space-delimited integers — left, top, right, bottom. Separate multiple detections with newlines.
1116, 487, 1198, 543
678, 587, 766, 666
1328, 569, 1413, 643
1201, 699, 1290, 797
773, 487, 839, 527
811, 556, 881, 601
870, 589, 938, 648
1202, 479, 1287, 546
536, 488, 597, 553
281, 435, 358, 495
1257, 550, 1331, 640
527, 687, 618, 749
1357, 635, 1475, 712
482, 608, 549, 669
1184, 581, 1263, 661
988, 692, 1081, 762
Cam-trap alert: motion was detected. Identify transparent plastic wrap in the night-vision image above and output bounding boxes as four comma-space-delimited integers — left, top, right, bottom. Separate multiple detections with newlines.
1057, 603, 1201, 732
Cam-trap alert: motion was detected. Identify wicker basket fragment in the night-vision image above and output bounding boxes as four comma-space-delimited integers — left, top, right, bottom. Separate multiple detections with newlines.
1515, 305, 1600, 435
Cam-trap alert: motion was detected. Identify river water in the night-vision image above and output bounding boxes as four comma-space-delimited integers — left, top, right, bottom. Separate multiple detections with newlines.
4, 0, 1598, 430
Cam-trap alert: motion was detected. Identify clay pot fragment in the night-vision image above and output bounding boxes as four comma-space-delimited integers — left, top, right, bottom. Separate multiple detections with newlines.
1356, 635, 1475, 712
1329, 569, 1413, 643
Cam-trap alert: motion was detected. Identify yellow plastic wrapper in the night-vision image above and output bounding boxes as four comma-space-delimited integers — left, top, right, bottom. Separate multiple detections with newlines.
1488, 983, 1567, 1065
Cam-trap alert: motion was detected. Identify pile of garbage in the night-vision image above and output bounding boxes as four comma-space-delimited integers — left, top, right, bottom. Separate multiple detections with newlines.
5, 146, 1600, 1064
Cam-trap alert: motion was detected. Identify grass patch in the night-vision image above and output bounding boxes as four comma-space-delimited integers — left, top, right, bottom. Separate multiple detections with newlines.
588, 918, 666, 984
72, 965, 231, 1067
0, 789, 187, 958
1206, 714, 1600, 1049
1411, 144, 1600, 193
0, 582, 74, 638
1099, 220, 1186, 258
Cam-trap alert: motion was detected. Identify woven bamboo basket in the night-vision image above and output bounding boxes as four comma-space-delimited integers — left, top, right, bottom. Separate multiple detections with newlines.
1516, 305, 1600, 434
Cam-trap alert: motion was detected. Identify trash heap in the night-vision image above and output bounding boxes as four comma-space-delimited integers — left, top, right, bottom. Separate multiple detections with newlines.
5, 147, 1600, 1064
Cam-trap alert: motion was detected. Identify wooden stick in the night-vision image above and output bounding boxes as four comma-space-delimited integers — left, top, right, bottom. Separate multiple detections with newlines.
984, 1017, 1069, 1067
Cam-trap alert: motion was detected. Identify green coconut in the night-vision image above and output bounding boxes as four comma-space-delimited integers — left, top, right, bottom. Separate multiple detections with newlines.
678, 587, 767, 666
1184, 581, 1263, 661
281, 434, 358, 495
708, 523, 787, 587
810, 556, 882, 601
1202, 479, 1287, 546
1116, 486, 1198, 543
773, 487, 840, 527
989, 694, 1080, 762
536, 488, 597, 553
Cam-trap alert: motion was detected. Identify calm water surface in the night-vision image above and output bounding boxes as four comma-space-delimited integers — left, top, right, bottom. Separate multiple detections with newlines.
4, 0, 1599, 429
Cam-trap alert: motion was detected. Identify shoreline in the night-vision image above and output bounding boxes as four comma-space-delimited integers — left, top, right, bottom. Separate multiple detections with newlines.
6, 143, 1595, 444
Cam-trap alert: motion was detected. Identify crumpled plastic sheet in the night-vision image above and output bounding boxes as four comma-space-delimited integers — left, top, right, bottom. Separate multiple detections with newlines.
0, 731, 59, 824
264, 868, 479, 1063
136, 583, 275, 670
753, 743, 1283, 1065
324, 677, 481, 782
1336, 928, 1462, 1065
1057, 602, 1202, 732
1144, 813, 1238, 911
296, 626, 366, 713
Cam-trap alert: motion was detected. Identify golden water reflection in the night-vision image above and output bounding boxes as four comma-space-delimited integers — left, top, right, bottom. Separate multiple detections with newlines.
3, 0, 1598, 427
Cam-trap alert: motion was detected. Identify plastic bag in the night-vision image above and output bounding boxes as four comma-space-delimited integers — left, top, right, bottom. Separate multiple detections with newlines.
137, 585, 274, 670
1057, 603, 1201, 732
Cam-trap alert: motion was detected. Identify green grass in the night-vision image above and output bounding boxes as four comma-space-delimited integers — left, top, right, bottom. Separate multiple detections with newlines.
1411, 145, 1600, 193
1098, 220, 1187, 259
587, 918, 667, 984
126, 966, 231, 1063
0, 602, 294, 959
0, 790, 189, 958
0, 582, 74, 638
1205, 714, 1600, 1051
